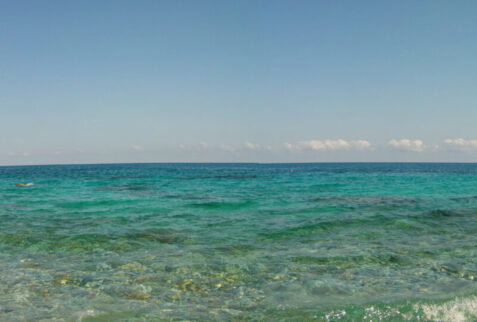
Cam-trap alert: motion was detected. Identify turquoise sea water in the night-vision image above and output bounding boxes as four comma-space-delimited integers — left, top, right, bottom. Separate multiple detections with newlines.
1, 163, 477, 321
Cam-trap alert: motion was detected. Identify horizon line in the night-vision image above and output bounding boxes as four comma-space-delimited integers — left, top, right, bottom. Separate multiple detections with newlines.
2, 161, 477, 168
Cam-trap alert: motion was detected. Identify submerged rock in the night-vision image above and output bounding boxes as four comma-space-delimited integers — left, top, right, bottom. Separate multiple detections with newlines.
102, 285, 152, 301
53, 274, 71, 286
118, 261, 145, 271
439, 263, 462, 275
125, 290, 151, 300
21, 262, 40, 269
129, 229, 183, 244
16, 183, 34, 187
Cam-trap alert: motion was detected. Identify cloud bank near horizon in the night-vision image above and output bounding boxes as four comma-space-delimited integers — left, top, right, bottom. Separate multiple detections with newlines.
387, 139, 425, 152
284, 139, 373, 152
161, 138, 476, 154
0, 138, 477, 165
443, 139, 477, 152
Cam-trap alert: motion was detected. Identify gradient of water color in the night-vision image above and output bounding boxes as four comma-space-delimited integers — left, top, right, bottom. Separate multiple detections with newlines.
1, 163, 477, 320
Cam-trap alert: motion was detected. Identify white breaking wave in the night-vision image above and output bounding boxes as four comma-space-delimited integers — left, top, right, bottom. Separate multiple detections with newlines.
323, 296, 477, 321
417, 296, 477, 322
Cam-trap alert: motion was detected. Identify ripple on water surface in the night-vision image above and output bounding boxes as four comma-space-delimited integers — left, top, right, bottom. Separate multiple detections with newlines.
1, 163, 477, 320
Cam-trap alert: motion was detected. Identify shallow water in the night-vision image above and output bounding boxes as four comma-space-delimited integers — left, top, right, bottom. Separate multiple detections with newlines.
1, 163, 477, 320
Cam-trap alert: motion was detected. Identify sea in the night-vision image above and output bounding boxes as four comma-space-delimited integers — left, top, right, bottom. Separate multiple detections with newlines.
1, 163, 477, 321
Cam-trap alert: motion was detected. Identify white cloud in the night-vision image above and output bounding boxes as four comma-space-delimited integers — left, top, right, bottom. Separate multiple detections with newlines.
132, 145, 143, 152
7, 152, 31, 157
244, 142, 260, 150
285, 139, 372, 152
284, 143, 295, 151
388, 139, 424, 152
443, 138, 477, 152
266, 145, 279, 151
351, 140, 373, 150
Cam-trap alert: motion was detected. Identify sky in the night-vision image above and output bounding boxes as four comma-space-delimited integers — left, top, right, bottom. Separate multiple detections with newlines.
1, 0, 477, 165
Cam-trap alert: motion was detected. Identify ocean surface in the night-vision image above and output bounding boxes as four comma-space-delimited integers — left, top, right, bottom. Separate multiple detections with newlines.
1, 163, 477, 321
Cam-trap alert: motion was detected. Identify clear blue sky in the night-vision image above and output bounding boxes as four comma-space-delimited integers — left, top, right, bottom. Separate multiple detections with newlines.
1, 0, 477, 164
